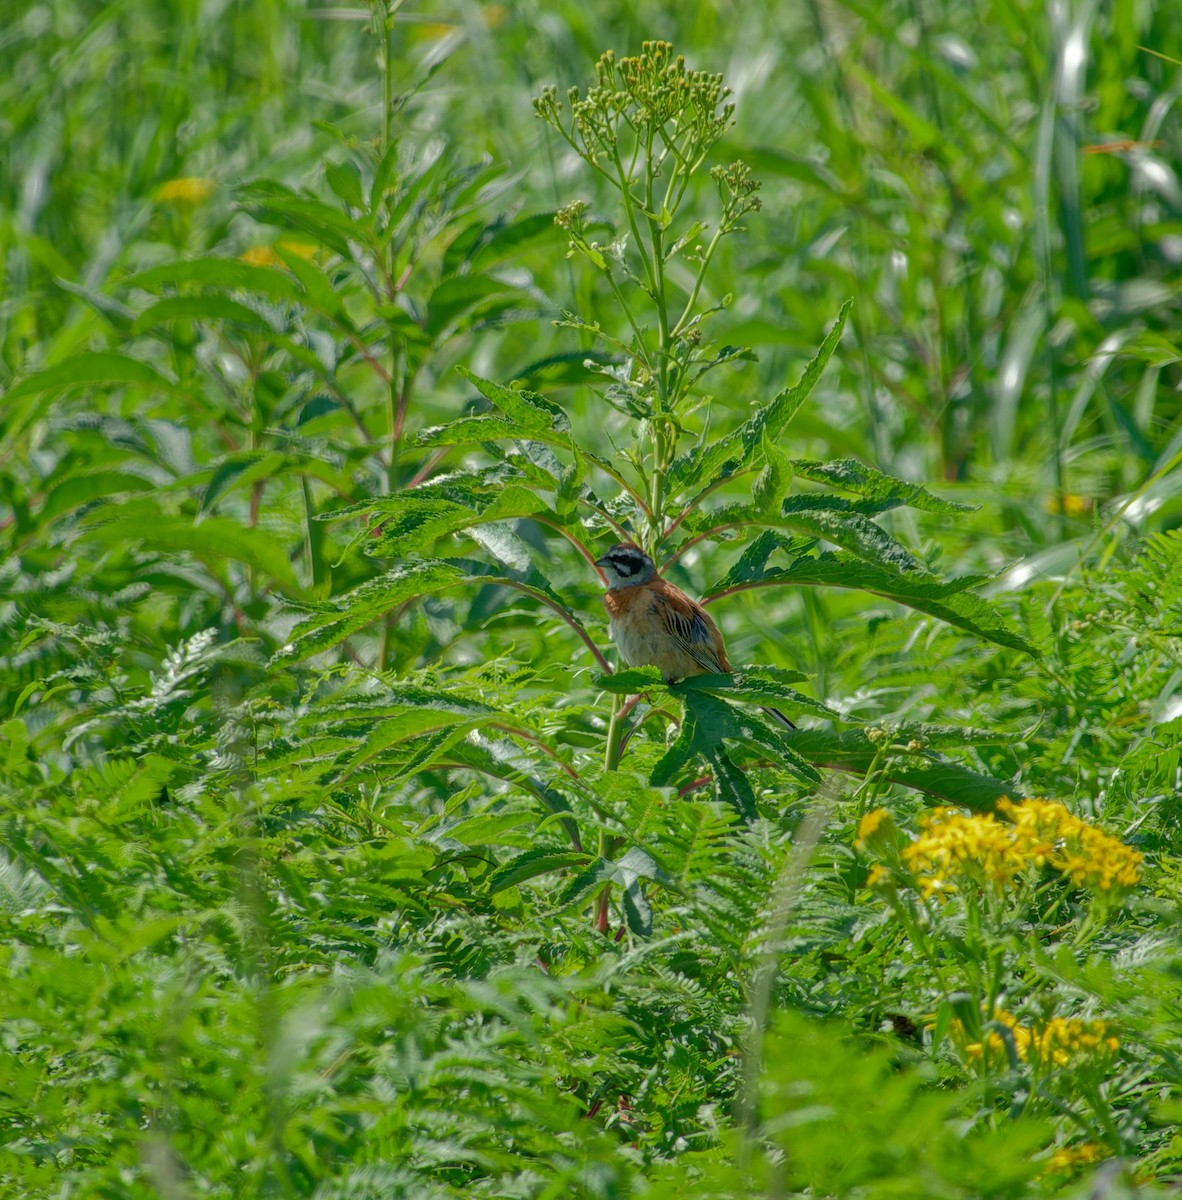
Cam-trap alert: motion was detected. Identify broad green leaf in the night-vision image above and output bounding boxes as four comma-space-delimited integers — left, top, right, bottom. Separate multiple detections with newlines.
324, 160, 364, 209
442, 211, 559, 275
40, 470, 155, 522
125, 256, 304, 302
200, 452, 288, 514
487, 848, 591, 895
417, 415, 574, 452
239, 189, 358, 257
131, 294, 278, 335
3, 352, 180, 404
709, 533, 1036, 656
456, 366, 572, 432
78, 509, 302, 596
670, 299, 851, 492
424, 275, 528, 340
790, 459, 975, 514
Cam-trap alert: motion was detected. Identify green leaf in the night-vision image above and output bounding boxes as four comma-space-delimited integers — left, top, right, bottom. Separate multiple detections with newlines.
273, 246, 352, 325
200, 452, 288, 514
790, 458, 975, 514
124, 256, 305, 302
487, 848, 591, 895
442, 211, 559, 274
3, 352, 180, 404
670, 299, 851, 492
78, 508, 302, 596
239, 187, 359, 257
131, 294, 278, 335
275, 561, 468, 663
778, 499, 931, 574
416, 415, 574, 452
675, 668, 836, 723
424, 275, 528, 340
40, 470, 155, 522
362, 485, 556, 558
709, 532, 1033, 655
324, 160, 364, 209
596, 666, 665, 693
456, 366, 571, 432
753, 436, 793, 516
274, 559, 598, 666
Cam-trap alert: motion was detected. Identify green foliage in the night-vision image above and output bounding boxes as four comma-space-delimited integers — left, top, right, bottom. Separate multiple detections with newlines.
1, 4, 1181, 1199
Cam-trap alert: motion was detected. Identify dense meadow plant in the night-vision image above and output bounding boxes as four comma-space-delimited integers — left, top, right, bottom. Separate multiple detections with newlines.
0, 9, 1180, 1200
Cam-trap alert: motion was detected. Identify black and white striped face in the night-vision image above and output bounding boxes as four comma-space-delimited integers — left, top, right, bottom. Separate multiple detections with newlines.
594, 543, 656, 588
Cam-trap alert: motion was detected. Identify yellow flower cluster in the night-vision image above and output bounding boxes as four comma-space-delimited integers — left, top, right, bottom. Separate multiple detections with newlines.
1045, 1142, 1107, 1172
996, 797, 1143, 892
962, 1010, 1119, 1069
889, 798, 1142, 898
902, 806, 1030, 897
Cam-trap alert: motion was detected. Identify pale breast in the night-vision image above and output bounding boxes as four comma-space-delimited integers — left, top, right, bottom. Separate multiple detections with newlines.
604, 587, 718, 682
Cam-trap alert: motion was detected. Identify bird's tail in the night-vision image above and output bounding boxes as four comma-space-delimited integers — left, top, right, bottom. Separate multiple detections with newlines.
762, 706, 797, 731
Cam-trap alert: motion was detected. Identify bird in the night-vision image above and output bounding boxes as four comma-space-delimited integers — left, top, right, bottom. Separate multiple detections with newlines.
594, 543, 796, 729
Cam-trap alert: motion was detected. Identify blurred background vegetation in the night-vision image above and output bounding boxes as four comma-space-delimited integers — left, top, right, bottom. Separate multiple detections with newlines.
2, 1, 1181, 1196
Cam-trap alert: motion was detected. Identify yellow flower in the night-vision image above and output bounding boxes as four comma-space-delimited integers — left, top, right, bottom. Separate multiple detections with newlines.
1045, 493, 1093, 517
956, 1009, 1118, 1070
157, 176, 216, 204
238, 241, 320, 268
855, 807, 896, 855
1045, 1143, 1108, 1173
896, 799, 1142, 899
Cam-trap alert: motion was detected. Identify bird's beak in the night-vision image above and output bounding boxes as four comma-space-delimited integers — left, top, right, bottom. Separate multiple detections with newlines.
593, 554, 609, 568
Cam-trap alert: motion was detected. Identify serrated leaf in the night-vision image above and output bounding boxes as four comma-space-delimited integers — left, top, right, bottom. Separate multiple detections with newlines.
753, 436, 793, 516
778, 500, 930, 575
556, 857, 615, 906
709, 532, 1034, 655
675, 669, 836, 723
670, 299, 850, 492
621, 879, 653, 935
363, 485, 556, 558
766, 728, 1012, 810
40, 470, 155, 522
417, 415, 574, 452
487, 848, 591, 895
200, 452, 287, 514
596, 666, 665, 693
790, 458, 975, 514
456, 366, 571, 433
274, 561, 467, 662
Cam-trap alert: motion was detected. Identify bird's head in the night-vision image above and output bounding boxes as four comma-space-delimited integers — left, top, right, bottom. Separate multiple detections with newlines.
594, 543, 656, 588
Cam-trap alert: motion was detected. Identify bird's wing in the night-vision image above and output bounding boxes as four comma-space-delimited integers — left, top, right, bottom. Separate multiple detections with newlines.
654, 581, 731, 673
